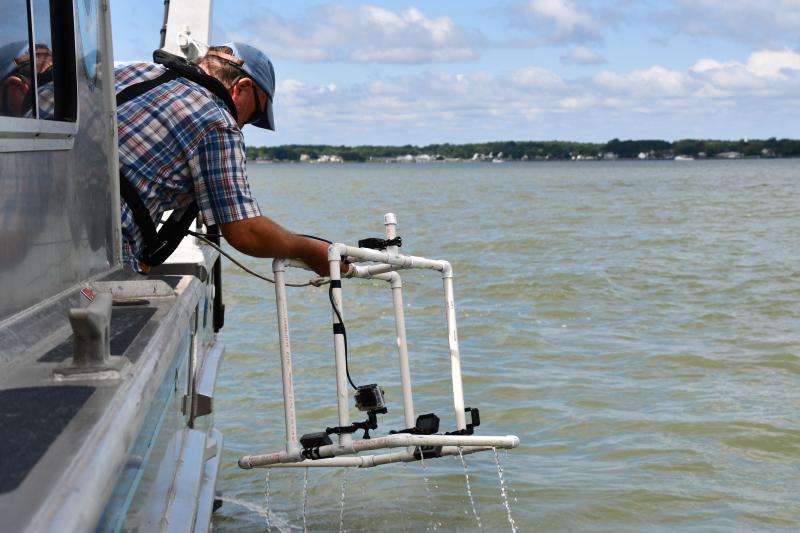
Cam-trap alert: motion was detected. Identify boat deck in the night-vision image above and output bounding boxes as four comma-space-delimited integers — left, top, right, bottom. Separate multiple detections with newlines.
0, 266, 222, 532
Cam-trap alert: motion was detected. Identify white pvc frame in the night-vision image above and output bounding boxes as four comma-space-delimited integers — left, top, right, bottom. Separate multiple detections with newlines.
238, 214, 519, 469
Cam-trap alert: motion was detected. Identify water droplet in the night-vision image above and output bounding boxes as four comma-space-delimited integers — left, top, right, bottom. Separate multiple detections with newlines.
339, 469, 347, 533
493, 447, 517, 533
419, 454, 436, 530
302, 467, 309, 533
264, 470, 271, 531
458, 447, 484, 531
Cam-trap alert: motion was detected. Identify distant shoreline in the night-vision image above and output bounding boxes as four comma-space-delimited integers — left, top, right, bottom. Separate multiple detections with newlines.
246, 138, 800, 163
249, 156, 799, 164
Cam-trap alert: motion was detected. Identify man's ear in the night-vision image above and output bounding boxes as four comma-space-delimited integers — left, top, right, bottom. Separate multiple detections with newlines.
232, 77, 253, 96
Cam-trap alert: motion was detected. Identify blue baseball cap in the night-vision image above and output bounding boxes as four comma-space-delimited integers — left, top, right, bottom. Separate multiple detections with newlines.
223, 42, 276, 131
0, 41, 31, 81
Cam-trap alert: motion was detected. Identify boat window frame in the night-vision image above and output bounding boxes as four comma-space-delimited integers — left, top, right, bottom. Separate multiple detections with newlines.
0, 0, 78, 153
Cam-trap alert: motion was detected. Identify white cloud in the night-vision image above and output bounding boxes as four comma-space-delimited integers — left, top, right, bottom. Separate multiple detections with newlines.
664, 0, 800, 46
690, 48, 800, 95
227, 5, 480, 63
510, 66, 567, 90
264, 48, 800, 144
508, 0, 603, 44
594, 66, 690, 97
557, 95, 597, 110
501, 1, 798, 50
691, 60, 763, 93
745, 49, 800, 79
561, 46, 606, 65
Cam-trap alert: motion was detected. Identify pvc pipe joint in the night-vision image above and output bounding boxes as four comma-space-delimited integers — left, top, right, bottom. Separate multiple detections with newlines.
328, 243, 348, 263
272, 258, 287, 273
440, 260, 453, 279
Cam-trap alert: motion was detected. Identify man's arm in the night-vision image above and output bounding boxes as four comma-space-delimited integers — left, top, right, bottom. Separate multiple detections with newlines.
219, 216, 333, 277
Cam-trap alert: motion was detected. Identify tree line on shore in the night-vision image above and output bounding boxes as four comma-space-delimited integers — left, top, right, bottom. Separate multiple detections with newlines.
245, 138, 800, 162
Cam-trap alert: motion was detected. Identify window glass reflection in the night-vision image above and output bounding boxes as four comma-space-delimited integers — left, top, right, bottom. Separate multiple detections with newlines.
31, 0, 55, 120
0, 3, 34, 118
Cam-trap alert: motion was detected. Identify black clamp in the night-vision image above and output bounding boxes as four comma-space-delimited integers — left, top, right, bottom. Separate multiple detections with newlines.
445, 407, 481, 436
326, 408, 386, 440
390, 413, 440, 436
396, 413, 444, 460
299, 407, 386, 459
357, 236, 402, 250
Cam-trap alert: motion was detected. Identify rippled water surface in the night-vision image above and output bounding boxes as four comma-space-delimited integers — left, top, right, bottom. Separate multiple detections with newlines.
212, 160, 800, 532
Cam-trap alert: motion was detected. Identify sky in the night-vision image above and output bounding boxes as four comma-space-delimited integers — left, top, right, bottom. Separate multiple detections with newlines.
110, 1, 800, 147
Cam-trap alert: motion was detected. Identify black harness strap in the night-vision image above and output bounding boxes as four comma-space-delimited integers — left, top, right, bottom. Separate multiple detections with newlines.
115, 69, 181, 108
119, 171, 200, 268
117, 51, 239, 268
115, 50, 238, 120
117, 173, 158, 243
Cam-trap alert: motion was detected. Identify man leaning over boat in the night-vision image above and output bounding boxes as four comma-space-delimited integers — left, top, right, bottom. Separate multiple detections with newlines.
115, 42, 335, 276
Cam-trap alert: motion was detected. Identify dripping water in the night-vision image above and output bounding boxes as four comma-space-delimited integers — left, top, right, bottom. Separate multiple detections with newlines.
457, 447, 483, 531
217, 495, 267, 518
419, 454, 439, 531
301, 467, 309, 533
216, 495, 292, 533
493, 447, 517, 533
338, 468, 347, 533
264, 470, 271, 531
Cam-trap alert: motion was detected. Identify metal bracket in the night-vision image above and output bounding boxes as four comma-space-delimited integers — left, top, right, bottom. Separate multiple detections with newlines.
183, 343, 224, 419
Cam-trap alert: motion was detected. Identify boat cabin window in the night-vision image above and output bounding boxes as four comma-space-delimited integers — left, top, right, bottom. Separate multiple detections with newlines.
0, 0, 78, 151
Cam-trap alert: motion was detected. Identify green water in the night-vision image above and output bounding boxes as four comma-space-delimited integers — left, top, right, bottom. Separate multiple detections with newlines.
212, 160, 800, 532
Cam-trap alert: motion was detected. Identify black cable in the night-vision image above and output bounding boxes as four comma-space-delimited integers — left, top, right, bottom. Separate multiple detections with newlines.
298, 233, 351, 267
300, 234, 359, 390
191, 229, 359, 390
186, 230, 323, 287
329, 282, 358, 391
297, 233, 332, 244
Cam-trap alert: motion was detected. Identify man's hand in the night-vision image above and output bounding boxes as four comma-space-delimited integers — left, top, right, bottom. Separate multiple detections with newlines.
219, 216, 344, 277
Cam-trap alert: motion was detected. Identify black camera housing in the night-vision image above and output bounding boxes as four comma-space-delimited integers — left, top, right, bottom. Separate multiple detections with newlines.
354, 383, 386, 412
415, 413, 440, 435
300, 431, 333, 449
413, 445, 443, 460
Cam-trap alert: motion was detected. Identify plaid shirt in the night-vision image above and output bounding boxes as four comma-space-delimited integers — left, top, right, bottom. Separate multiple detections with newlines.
115, 62, 261, 270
